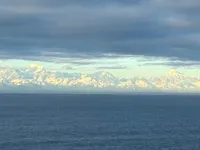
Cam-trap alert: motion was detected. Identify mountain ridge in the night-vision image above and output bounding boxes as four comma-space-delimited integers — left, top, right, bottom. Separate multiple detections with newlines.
0, 64, 200, 93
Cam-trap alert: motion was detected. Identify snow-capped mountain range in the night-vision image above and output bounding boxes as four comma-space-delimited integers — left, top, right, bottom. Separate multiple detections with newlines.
0, 64, 200, 93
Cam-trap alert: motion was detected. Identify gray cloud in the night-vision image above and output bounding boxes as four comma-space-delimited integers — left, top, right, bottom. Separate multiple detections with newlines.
143, 61, 200, 67
68, 61, 94, 66
60, 65, 73, 70
0, 0, 200, 62
96, 65, 126, 70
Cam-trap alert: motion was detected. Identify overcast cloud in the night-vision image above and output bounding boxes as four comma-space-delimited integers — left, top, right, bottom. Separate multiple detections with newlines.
0, 0, 200, 62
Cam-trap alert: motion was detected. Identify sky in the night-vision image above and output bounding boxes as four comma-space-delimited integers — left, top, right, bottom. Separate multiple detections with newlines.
0, 0, 200, 78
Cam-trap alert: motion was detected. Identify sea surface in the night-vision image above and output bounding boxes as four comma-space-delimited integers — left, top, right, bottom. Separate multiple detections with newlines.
0, 94, 200, 150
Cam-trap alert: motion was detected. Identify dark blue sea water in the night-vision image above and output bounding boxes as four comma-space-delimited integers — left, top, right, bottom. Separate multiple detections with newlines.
0, 94, 200, 150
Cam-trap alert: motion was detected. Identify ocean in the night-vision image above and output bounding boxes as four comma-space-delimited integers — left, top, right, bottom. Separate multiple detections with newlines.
0, 94, 200, 150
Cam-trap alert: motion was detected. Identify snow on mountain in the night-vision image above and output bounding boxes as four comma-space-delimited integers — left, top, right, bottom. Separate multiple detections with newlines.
168, 69, 185, 79
118, 80, 133, 88
90, 71, 118, 85
0, 65, 200, 93
28, 64, 45, 73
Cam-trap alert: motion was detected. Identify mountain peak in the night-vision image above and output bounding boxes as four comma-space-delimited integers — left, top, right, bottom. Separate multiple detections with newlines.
29, 64, 43, 69
27, 64, 45, 73
168, 69, 184, 78
91, 71, 117, 84
95, 71, 114, 76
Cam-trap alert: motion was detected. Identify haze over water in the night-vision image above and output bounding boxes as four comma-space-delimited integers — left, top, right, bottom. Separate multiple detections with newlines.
0, 94, 200, 150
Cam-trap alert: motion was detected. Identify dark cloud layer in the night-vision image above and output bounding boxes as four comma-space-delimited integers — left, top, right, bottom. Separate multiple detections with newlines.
0, 0, 200, 61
